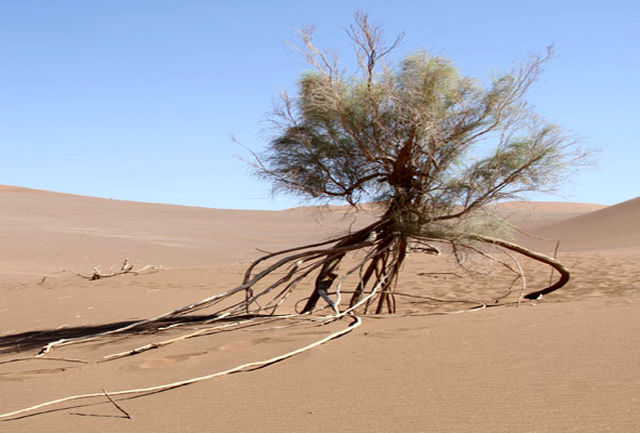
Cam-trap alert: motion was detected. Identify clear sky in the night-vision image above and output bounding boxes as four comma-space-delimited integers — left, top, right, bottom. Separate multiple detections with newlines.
1, 0, 638, 209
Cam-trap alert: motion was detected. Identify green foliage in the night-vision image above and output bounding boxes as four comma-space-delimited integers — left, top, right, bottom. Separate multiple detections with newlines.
258, 13, 581, 239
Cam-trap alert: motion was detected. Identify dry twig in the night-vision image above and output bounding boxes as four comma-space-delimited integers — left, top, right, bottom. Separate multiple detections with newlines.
102, 389, 131, 419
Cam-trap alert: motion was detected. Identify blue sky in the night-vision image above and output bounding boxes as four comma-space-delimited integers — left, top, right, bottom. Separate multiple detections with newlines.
1, 0, 638, 209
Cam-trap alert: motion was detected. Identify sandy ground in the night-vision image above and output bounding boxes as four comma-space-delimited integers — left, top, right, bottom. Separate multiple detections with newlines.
1, 186, 638, 432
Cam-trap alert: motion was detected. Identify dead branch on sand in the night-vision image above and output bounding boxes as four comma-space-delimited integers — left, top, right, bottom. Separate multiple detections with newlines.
64, 258, 164, 281
102, 388, 132, 419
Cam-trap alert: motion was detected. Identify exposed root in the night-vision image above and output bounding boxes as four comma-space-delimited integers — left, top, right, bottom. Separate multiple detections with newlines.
0, 356, 90, 366
470, 234, 570, 300
100, 316, 286, 362
10, 224, 567, 363
31, 222, 565, 362
0, 217, 572, 421
0, 315, 361, 421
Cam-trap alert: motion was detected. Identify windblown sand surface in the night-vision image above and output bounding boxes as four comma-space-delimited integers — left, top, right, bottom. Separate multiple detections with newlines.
531, 196, 640, 250
1, 186, 638, 432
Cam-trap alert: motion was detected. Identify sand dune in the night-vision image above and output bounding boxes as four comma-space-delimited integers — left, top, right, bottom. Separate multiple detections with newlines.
0, 185, 371, 280
2, 184, 607, 278
494, 200, 606, 228
1, 185, 638, 432
528, 196, 640, 251
0, 185, 602, 275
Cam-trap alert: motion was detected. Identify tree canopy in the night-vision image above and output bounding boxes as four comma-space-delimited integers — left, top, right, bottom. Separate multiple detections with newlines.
259, 13, 578, 242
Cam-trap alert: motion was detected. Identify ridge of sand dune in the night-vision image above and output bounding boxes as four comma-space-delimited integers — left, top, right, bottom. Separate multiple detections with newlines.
496, 200, 605, 214
528, 196, 640, 251
494, 200, 605, 227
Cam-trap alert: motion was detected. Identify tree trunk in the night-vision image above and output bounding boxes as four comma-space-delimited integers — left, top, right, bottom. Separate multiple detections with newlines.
300, 219, 389, 314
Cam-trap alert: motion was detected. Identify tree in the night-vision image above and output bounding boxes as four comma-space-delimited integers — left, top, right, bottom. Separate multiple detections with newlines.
0, 13, 587, 419
251, 12, 580, 314
13, 13, 581, 354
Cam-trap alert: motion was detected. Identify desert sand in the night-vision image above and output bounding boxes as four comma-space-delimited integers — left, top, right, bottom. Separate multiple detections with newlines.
1, 185, 638, 432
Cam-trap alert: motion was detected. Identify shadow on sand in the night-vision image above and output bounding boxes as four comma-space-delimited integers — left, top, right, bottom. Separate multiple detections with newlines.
0, 314, 253, 355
